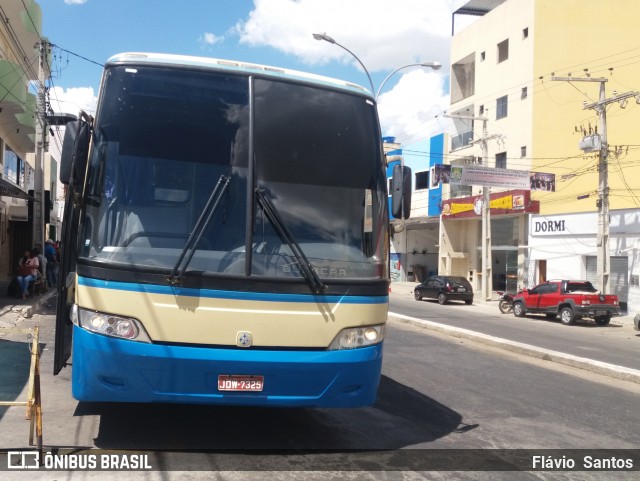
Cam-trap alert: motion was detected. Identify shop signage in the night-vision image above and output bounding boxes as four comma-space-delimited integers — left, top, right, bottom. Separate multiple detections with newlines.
450, 165, 530, 189
442, 190, 539, 218
531, 211, 640, 237
0, 178, 30, 200
530, 213, 597, 236
7, 202, 28, 222
529, 172, 556, 192
533, 219, 566, 233
430, 164, 555, 191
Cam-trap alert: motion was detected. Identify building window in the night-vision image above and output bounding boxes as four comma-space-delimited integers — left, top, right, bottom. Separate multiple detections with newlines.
479, 104, 484, 115
415, 171, 429, 190
496, 95, 508, 119
480, 51, 486, 61
495, 152, 507, 169
451, 130, 473, 150
497, 39, 509, 63
523, 27, 529, 39
521, 146, 527, 157
4, 145, 20, 185
521, 87, 528, 99
451, 53, 476, 104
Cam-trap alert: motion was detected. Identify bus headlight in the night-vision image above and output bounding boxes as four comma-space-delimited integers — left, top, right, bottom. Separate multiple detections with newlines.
75, 305, 152, 343
328, 324, 386, 350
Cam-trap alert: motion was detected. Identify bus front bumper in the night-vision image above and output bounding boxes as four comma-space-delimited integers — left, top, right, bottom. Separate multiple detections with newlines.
71, 326, 383, 408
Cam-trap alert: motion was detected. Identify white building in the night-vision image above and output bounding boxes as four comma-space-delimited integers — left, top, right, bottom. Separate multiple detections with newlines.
528, 210, 640, 313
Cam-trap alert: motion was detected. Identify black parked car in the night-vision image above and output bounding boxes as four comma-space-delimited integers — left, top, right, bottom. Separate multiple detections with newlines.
414, 276, 474, 305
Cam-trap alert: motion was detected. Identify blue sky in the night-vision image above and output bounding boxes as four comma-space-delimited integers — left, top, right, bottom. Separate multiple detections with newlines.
40, 0, 468, 144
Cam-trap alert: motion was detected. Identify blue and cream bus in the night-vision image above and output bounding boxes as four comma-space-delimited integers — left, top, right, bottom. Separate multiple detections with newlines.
54, 52, 407, 407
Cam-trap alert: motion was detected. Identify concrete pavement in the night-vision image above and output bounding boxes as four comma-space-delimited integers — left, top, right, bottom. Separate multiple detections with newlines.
0, 278, 56, 334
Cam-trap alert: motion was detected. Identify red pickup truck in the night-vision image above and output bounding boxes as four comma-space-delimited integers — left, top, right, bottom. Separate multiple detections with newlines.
512, 280, 619, 326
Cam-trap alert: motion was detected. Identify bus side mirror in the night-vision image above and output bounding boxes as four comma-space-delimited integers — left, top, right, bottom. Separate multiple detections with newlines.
391, 164, 412, 219
60, 120, 91, 186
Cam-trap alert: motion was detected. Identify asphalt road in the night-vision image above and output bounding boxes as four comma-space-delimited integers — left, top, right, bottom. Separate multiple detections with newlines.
390, 289, 640, 373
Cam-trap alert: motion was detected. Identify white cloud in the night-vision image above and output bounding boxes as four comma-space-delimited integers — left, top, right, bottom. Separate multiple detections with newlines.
236, 0, 454, 145
376, 69, 452, 145
64, 0, 88, 4
49, 86, 98, 116
200, 32, 224, 47
237, 0, 450, 70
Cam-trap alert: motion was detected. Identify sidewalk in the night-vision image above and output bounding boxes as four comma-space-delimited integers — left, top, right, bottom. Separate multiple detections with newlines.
390, 281, 635, 326
0, 277, 56, 332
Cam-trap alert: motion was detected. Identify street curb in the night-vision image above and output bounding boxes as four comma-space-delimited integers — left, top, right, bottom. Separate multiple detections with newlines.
388, 312, 640, 385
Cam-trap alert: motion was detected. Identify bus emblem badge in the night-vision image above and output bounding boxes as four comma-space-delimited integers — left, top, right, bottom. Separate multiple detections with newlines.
237, 332, 253, 348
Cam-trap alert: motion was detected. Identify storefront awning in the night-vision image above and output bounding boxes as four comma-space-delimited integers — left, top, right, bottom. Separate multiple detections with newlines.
0, 178, 30, 200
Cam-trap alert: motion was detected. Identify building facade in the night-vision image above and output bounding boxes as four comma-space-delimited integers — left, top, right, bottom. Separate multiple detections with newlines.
528, 209, 640, 313
388, 136, 443, 283
444, 0, 640, 312
0, 0, 55, 281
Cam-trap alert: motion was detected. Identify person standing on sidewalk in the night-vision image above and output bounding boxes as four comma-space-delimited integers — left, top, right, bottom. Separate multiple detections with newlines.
44, 239, 59, 287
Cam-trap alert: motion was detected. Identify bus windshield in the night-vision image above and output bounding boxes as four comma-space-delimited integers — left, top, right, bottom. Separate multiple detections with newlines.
79, 65, 388, 281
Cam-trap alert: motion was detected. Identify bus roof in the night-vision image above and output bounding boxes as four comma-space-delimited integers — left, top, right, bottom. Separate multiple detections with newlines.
105, 52, 372, 97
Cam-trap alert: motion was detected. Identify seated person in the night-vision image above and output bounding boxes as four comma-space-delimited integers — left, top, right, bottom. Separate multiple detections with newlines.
15, 249, 39, 300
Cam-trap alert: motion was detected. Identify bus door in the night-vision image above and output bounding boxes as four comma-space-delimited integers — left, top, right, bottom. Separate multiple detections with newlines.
54, 117, 91, 375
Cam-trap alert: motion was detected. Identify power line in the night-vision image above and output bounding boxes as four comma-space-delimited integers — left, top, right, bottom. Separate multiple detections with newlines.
51, 44, 104, 68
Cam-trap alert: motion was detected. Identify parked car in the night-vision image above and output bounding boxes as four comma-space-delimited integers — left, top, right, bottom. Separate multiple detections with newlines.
414, 276, 473, 305
512, 279, 619, 325
634, 314, 640, 332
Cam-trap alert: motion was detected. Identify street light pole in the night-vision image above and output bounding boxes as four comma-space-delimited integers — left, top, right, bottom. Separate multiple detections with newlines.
312, 32, 375, 94
375, 62, 441, 100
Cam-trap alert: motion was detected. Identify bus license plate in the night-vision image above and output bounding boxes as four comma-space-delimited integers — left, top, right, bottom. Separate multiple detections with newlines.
218, 375, 264, 392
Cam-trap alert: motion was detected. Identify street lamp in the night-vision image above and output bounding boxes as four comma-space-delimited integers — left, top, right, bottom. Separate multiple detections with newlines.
375, 62, 441, 100
312, 32, 375, 95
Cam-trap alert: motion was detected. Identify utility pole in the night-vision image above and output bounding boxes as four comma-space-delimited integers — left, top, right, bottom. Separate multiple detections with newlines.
445, 113, 495, 301
32, 41, 49, 249
552, 76, 639, 294
478, 117, 491, 302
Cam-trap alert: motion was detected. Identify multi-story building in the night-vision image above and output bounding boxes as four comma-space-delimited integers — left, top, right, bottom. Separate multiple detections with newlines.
0, 0, 54, 280
388, 135, 445, 284
443, 0, 640, 312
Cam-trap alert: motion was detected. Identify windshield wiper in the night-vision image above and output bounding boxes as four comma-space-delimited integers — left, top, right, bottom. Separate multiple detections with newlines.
169, 175, 230, 285
255, 187, 326, 294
